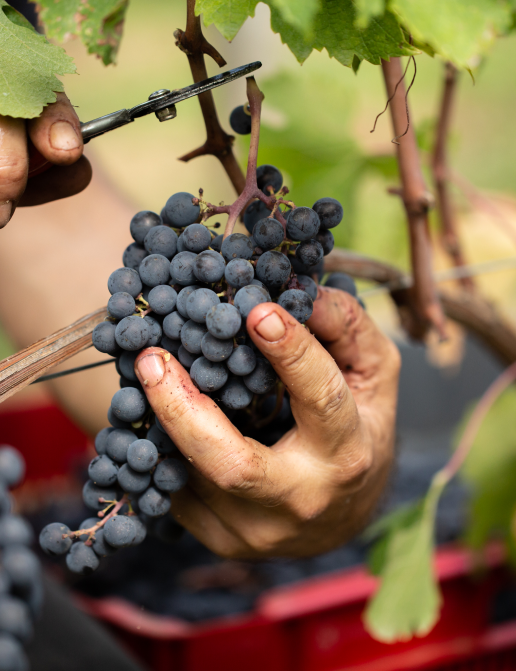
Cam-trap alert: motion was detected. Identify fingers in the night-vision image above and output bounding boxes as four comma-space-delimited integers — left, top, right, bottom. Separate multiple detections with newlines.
0, 116, 28, 228
307, 287, 401, 406
27, 92, 83, 167
18, 156, 92, 207
169, 487, 250, 558
246, 302, 360, 452
134, 347, 286, 503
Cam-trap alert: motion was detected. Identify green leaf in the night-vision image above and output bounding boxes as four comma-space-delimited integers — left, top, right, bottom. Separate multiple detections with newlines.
355, 0, 385, 29
0, 0, 75, 118
36, 0, 129, 65
273, 0, 416, 66
461, 389, 516, 554
268, 0, 320, 34
363, 477, 445, 642
389, 0, 513, 68
195, 0, 259, 41
197, 0, 415, 65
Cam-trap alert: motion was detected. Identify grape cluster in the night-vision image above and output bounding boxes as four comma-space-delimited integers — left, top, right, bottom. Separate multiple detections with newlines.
0, 446, 42, 671
39, 166, 355, 575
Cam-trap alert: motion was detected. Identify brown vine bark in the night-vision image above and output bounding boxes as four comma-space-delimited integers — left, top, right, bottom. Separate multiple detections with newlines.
326, 249, 516, 366
381, 58, 446, 340
431, 63, 474, 291
0, 308, 107, 405
174, 0, 246, 195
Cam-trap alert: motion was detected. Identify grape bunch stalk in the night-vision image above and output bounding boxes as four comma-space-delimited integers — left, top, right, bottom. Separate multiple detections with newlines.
0, 446, 43, 671
39, 76, 358, 576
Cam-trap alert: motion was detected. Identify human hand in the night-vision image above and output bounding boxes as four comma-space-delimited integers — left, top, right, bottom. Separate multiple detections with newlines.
134, 287, 401, 558
0, 92, 91, 227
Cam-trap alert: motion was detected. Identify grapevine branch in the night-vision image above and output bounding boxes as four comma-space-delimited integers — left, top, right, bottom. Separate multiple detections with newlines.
0, 307, 107, 404
431, 63, 474, 291
174, 0, 246, 195
324, 249, 516, 366
1, 250, 516, 403
381, 57, 446, 340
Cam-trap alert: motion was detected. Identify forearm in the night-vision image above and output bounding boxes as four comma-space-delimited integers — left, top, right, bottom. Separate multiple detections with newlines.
0, 162, 134, 435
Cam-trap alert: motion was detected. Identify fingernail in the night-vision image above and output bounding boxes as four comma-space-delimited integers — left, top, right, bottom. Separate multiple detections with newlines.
137, 353, 165, 388
50, 121, 81, 151
0, 200, 13, 228
256, 312, 286, 342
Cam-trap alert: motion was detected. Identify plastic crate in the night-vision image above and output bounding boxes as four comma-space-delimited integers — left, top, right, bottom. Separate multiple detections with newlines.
75, 544, 516, 671
4, 404, 516, 670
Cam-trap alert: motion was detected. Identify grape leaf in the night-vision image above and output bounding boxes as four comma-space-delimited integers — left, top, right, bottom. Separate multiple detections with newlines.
35, 0, 129, 65
197, 0, 415, 65
460, 389, 516, 553
390, 0, 512, 68
363, 476, 445, 642
269, 0, 321, 34
355, 0, 385, 29
0, 0, 75, 118
195, 0, 259, 41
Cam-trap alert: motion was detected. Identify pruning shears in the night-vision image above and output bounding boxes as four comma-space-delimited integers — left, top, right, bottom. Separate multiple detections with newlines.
80, 61, 262, 142
28, 61, 261, 176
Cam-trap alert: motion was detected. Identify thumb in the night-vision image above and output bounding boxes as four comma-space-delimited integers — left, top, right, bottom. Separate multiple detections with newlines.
246, 302, 360, 453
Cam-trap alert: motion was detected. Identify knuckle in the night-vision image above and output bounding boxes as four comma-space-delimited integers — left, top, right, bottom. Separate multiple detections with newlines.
213, 454, 262, 494
241, 525, 289, 555
336, 442, 374, 489
0, 157, 27, 194
311, 369, 348, 418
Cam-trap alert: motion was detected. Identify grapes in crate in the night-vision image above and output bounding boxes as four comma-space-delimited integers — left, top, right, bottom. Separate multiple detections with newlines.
0, 446, 43, 671
40, 165, 358, 575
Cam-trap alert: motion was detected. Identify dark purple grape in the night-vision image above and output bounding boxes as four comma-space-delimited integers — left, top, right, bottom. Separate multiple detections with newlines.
295, 240, 324, 268
182, 224, 211, 253
170, 251, 197, 286
139, 254, 171, 287
193, 249, 226, 283
144, 225, 178, 258
252, 218, 284, 250
108, 292, 135, 320
286, 207, 320, 241
312, 197, 343, 230
229, 104, 251, 134
108, 267, 142, 298
221, 233, 254, 262
123, 243, 148, 270
130, 211, 161, 244
225, 258, 254, 288
206, 303, 242, 339
278, 289, 313, 323
256, 164, 283, 194
190, 357, 228, 392
163, 192, 200, 227
255, 251, 291, 288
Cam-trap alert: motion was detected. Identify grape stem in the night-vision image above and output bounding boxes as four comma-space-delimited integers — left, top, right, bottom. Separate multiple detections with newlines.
192, 77, 294, 239
64, 494, 129, 542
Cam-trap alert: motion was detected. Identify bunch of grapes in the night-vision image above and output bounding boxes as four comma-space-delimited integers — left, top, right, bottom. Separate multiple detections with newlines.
39, 163, 357, 576
0, 446, 43, 671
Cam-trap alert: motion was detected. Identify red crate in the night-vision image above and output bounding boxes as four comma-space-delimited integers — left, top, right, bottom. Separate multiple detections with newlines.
3, 404, 516, 670
76, 544, 516, 671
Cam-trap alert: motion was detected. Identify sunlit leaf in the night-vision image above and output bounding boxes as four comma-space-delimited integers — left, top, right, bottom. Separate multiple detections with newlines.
0, 0, 75, 118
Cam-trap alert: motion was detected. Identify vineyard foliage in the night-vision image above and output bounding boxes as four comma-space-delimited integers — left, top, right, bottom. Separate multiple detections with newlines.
0, 0, 514, 645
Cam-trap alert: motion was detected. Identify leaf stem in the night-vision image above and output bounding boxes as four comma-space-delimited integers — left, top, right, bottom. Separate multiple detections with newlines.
438, 362, 516, 485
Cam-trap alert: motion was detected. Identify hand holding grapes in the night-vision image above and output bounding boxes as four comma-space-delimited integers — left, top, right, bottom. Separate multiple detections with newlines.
0, 92, 91, 228
134, 286, 400, 558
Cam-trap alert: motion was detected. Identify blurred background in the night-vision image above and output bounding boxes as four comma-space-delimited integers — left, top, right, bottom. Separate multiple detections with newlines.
1, 0, 516, 642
